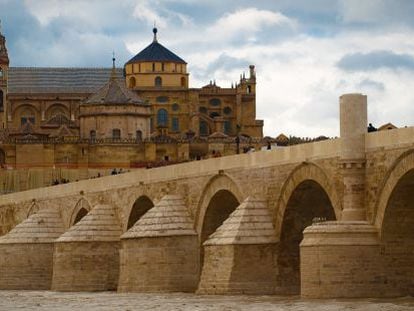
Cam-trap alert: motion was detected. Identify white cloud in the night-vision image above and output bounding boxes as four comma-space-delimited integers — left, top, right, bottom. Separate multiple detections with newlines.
207, 8, 296, 41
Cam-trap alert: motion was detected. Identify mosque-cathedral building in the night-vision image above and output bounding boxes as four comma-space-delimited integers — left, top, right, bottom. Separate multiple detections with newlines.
0, 27, 264, 191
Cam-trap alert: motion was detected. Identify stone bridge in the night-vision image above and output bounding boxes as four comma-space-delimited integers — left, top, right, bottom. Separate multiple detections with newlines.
0, 94, 412, 298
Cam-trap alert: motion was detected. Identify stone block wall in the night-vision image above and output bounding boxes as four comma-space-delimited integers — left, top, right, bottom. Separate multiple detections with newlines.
52, 241, 120, 291
198, 244, 277, 295
118, 236, 199, 293
0, 243, 54, 289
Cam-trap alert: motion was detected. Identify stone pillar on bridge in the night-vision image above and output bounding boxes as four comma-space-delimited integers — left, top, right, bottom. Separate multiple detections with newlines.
300, 94, 384, 298
339, 93, 367, 221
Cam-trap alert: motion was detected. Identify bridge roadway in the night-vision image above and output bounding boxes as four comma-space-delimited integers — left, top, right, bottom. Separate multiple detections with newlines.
0, 94, 412, 298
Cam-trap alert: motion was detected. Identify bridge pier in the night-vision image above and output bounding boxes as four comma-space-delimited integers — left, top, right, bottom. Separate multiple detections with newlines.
0, 209, 64, 289
198, 198, 278, 295
300, 93, 383, 298
51, 204, 122, 291
118, 195, 200, 293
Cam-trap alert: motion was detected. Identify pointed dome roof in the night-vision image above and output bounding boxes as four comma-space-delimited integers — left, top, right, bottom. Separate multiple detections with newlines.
56, 204, 122, 242
126, 28, 186, 65
84, 75, 144, 105
204, 197, 278, 246
0, 208, 65, 244
122, 195, 196, 238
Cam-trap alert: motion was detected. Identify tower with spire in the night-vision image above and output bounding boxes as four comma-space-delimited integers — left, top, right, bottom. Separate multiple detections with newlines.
0, 20, 9, 128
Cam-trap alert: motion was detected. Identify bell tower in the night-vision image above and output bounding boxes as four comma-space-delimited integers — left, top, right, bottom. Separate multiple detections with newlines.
0, 21, 9, 128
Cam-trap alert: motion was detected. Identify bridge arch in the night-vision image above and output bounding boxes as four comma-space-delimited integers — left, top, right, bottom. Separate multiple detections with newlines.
69, 198, 91, 227
374, 150, 414, 296
375, 149, 414, 230
195, 173, 243, 240
275, 162, 339, 294
126, 195, 154, 230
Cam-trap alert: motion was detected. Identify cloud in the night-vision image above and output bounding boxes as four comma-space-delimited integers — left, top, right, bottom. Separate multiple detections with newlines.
207, 8, 296, 42
337, 50, 414, 72
357, 79, 385, 91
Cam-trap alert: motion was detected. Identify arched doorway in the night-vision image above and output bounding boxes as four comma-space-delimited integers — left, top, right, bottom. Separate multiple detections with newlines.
200, 189, 240, 263
73, 208, 88, 225
278, 180, 336, 294
381, 169, 414, 296
127, 196, 154, 230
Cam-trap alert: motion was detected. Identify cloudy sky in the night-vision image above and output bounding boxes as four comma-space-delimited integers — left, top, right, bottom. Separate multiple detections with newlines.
1, 0, 414, 137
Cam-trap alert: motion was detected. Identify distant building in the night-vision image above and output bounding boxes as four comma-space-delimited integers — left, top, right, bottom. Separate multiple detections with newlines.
0, 27, 264, 191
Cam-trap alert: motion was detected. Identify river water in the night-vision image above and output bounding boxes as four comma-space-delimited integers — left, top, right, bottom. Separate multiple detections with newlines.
0, 291, 413, 311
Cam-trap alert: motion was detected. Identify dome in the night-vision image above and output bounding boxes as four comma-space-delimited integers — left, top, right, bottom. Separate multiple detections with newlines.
126, 28, 186, 65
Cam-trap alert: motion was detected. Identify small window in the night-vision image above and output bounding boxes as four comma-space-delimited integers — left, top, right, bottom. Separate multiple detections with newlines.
112, 129, 121, 139
152, 63, 155, 72
172, 117, 179, 132
155, 76, 162, 87
138, 63, 141, 73
90, 130, 96, 139
181, 77, 186, 87
0, 68, 3, 78
161, 63, 165, 71
210, 112, 220, 119
129, 77, 136, 88
21, 117, 35, 126
209, 98, 221, 106
156, 96, 169, 103
199, 107, 207, 114
172, 103, 179, 111
136, 130, 142, 142
200, 121, 209, 136
157, 109, 168, 126
223, 107, 232, 115
0, 90, 3, 112
247, 85, 252, 94
224, 121, 231, 134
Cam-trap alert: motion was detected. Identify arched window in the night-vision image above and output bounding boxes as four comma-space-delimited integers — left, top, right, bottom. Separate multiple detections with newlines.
129, 76, 136, 88
157, 109, 168, 126
112, 128, 121, 139
155, 76, 162, 87
200, 121, 209, 136
0, 90, 3, 112
90, 130, 96, 140
247, 85, 252, 94
136, 130, 142, 142
181, 77, 186, 87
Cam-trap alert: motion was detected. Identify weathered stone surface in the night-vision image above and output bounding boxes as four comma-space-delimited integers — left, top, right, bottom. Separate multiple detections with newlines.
52, 204, 122, 291
198, 198, 278, 295
300, 221, 385, 298
0, 208, 65, 289
119, 195, 199, 293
